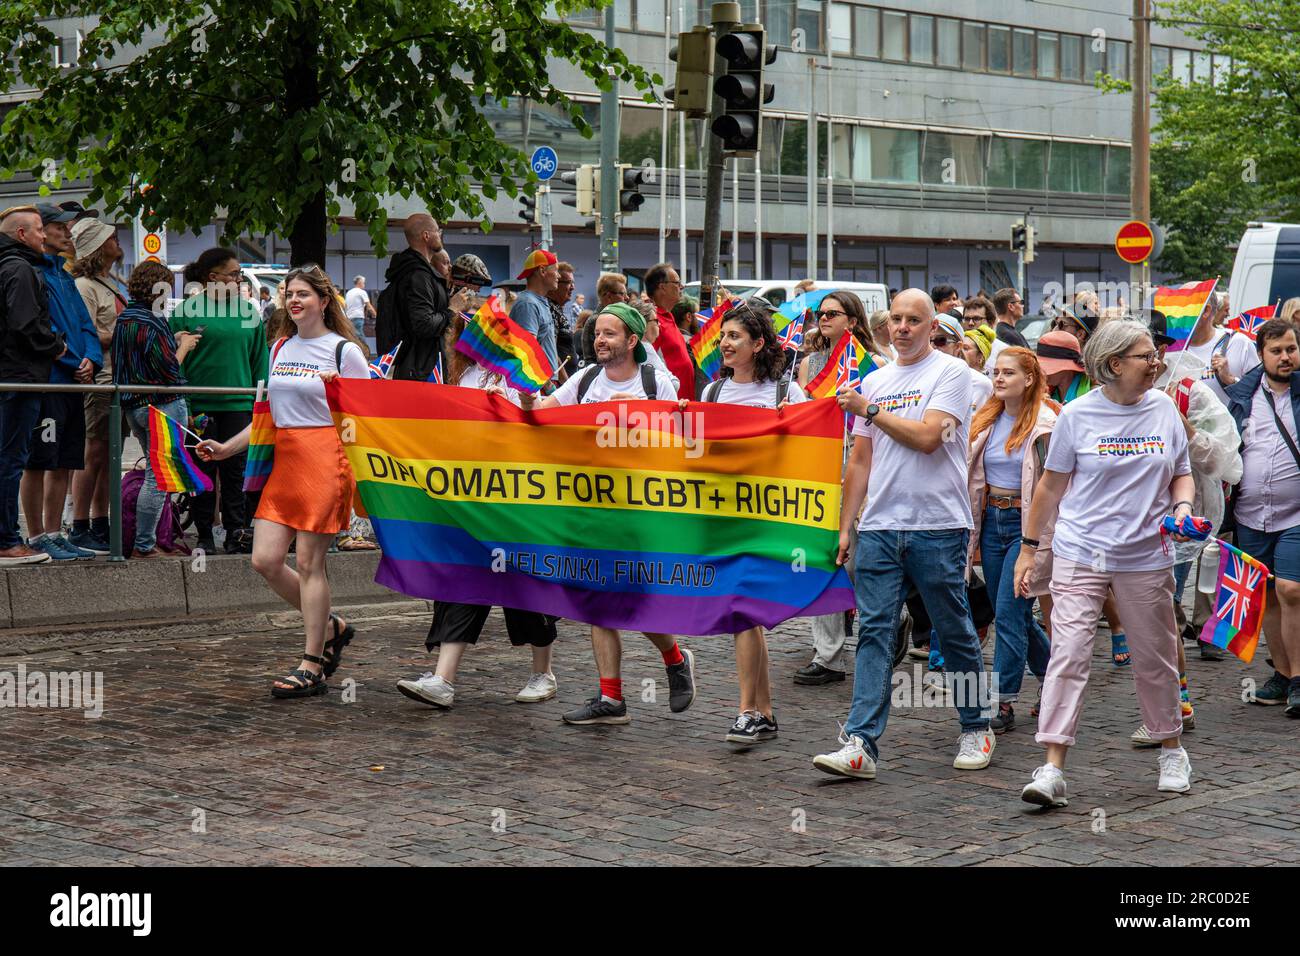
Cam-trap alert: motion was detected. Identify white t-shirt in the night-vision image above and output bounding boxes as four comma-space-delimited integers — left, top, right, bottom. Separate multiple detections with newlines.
268, 333, 369, 428
1163, 329, 1260, 405
344, 287, 370, 321
1044, 387, 1191, 571
645, 345, 679, 392
549, 363, 679, 405
969, 367, 994, 413
457, 364, 522, 408
851, 349, 974, 531
711, 378, 808, 408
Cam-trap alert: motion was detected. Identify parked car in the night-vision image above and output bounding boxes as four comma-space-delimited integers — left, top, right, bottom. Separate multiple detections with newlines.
1228, 222, 1300, 315
683, 279, 889, 312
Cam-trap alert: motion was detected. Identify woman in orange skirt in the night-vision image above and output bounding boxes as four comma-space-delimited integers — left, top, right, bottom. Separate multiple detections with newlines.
198, 265, 370, 698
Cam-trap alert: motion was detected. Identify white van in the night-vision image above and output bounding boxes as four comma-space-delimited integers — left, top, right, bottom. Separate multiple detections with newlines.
1227, 222, 1300, 315
683, 279, 890, 313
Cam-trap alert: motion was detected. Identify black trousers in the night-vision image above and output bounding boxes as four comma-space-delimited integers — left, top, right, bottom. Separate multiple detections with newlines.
426, 601, 557, 651
191, 409, 253, 534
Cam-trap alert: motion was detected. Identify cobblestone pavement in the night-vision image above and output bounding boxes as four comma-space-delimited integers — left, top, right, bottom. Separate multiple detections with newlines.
1, 603, 1297, 866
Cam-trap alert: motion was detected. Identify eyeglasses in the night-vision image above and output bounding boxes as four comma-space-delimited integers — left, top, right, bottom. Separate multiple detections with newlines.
814, 309, 847, 320
1120, 351, 1160, 365
661, 279, 683, 288
1051, 319, 1073, 330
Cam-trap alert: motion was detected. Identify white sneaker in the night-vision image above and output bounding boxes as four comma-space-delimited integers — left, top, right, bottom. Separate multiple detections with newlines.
396, 672, 454, 709
812, 725, 876, 779
1157, 746, 1192, 793
1021, 763, 1069, 807
953, 728, 996, 770
515, 671, 557, 703
1130, 725, 1160, 748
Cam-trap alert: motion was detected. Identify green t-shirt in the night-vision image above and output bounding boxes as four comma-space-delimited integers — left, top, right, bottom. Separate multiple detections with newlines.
168, 294, 269, 413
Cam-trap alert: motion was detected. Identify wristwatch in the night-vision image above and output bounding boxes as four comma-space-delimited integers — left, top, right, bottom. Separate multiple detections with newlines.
864, 403, 881, 422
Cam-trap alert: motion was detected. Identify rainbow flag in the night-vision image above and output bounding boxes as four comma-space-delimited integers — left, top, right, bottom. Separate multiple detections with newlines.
1226, 304, 1277, 341
454, 295, 552, 393
369, 341, 401, 379
1154, 279, 1217, 352
1199, 541, 1269, 662
689, 298, 733, 381
147, 405, 213, 494
242, 395, 275, 492
325, 379, 854, 636
806, 333, 878, 399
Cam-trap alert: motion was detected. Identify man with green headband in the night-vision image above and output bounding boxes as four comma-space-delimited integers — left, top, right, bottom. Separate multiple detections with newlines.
538, 303, 695, 725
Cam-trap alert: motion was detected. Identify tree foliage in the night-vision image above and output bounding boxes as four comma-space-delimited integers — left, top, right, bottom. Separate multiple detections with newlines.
0, 1, 657, 263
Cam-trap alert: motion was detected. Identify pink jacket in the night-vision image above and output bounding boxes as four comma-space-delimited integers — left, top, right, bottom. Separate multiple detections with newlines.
966, 404, 1059, 595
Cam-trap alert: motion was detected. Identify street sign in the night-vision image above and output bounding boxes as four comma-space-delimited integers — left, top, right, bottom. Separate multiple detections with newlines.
1115, 220, 1155, 264
142, 233, 161, 255
530, 146, 558, 182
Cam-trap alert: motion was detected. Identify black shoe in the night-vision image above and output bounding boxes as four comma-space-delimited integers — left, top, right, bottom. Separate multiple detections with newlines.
1287, 684, 1300, 718
1180, 624, 1199, 647
991, 704, 1015, 734
793, 661, 845, 685
225, 528, 254, 554
1251, 672, 1290, 705
725, 711, 778, 745
195, 533, 216, 554
666, 647, 696, 713
562, 695, 630, 725
1199, 642, 1225, 661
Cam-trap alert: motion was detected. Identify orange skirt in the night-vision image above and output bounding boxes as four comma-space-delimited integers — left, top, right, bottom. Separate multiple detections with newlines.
254, 426, 353, 534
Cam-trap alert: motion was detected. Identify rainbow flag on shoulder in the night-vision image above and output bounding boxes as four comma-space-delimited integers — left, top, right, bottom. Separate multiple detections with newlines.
1199, 541, 1269, 663
454, 295, 552, 394
1226, 303, 1277, 341
805, 333, 879, 399
147, 405, 213, 494
1154, 279, 1217, 352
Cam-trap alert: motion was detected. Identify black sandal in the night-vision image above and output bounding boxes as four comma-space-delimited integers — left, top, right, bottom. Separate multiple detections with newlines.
322, 614, 356, 678
271, 653, 328, 699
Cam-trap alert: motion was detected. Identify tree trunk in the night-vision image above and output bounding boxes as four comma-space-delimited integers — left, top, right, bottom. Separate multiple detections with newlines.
284, 14, 325, 267
288, 188, 327, 266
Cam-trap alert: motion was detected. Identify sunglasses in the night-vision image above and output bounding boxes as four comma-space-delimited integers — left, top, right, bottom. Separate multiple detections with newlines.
931, 336, 953, 348
814, 309, 847, 320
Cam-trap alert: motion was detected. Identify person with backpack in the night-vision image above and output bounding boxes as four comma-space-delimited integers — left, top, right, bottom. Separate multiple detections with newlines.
377, 214, 466, 382
701, 301, 806, 746
111, 260, 203, 557
534, 303, 696, 725
197, 266, 368, 699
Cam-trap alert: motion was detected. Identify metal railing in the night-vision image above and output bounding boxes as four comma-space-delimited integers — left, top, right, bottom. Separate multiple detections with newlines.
3, 381, 261, 561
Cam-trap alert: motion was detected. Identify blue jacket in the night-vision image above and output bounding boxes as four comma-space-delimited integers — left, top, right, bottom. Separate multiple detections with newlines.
38, 255, 102, 383
1224, 364, 1300, 439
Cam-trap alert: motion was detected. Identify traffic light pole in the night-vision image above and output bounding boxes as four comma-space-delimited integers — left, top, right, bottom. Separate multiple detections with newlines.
600, 10, 620, 272
699, 2, 740, 309
539, 184, 553, 251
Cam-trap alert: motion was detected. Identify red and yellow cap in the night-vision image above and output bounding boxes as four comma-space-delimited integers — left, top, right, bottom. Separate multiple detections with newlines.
517, 248, 558, 279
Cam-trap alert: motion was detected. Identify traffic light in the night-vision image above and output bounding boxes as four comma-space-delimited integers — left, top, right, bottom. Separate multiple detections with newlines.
560, 164, 597, 217
518, 193, 540, 226
711, 26, 776, 155
616, 164, 646, 216
667, 26, 714, 118
1024, 225, 1036, 263
1010, 222, 1027, 253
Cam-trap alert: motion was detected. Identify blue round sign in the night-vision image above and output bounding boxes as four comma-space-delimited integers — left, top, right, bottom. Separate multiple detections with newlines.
530, 146, 558, 181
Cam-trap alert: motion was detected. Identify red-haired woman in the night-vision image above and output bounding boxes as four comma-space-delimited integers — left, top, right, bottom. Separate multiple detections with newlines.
967, 347, 1058, 734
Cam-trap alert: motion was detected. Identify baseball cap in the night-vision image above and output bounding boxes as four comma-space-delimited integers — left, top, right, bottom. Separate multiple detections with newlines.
34, 203, 77, 225
1145, 309, 1175, 347
597, 302, 648, 363
517, 248, 558, 279
58, 200, 99, 220
935, 312, 964, 341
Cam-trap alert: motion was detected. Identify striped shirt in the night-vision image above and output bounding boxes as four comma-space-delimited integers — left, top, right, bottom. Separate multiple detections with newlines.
111, 303, 186, 409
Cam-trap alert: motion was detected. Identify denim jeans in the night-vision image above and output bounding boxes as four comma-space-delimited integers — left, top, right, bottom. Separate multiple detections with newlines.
0, 391, 43, 549
845, 528, 991, 759
127, 397, 188, 552
981, 505, 1051, 704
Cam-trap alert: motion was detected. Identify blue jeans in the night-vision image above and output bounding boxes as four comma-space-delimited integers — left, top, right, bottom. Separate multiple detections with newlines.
127, 398, 188, 552
981, 505, 1051, 704
0, 391, 43, 549
1173, 559, 1192, 603
846, 528, 991, 758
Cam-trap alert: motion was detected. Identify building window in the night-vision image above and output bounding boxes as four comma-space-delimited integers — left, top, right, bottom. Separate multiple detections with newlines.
962, 22, 985, 71
910, 14, 933, 65
830, 3, 852, 54
855, 126, 920, 184
1107, 39, 1128, 81
1037, 32, 1058, 79
1013, 28, 1035, 77
1192, 50, 1210, 82
1152, 45, 1170, 77
936, 18, 960, 68
796, 0, 823, 52
1084, 38, 1105, 81
1211, 53, 1229, 85
1170, 48, 1191, 84
922, 132, 986, 187
882, 10, 907, 61
765, 0, 791, 46
1060, 33, 1082, 81
855, 6, 879, 59
1104, 145, 1130, 196
988, 25, 1011, 73
614, 0, 632, 29
1049, 141, 1105, 193
988, 136, 1047, 191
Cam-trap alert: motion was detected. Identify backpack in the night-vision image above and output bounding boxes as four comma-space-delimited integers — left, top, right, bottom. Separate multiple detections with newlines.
121, 460, 191, 557
375, 283, 400, 356
575, 363, 658, 402
703, 377, 788, 405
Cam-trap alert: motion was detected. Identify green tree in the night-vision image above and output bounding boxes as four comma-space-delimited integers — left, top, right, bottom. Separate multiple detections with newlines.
1144, 0, 1298, 277
0, 1, 656, 263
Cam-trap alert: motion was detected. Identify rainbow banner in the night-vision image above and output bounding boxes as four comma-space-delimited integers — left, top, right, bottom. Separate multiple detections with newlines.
1199, 541, 1268, 663
806, 333, 877, 399
325, 379, 854, 636
1154, 279, 1217, 352
454, 295, 553, 393
242, 397, 275, 492
148, 405, 213, 494
1226, 303, 1277, 341
689, 298, 734, 381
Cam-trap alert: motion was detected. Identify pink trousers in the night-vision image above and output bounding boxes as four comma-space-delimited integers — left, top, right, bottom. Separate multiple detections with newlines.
1036, 557, 1182, 747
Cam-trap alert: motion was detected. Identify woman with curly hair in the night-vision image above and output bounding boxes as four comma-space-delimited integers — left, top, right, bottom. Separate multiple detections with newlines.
702, 302, 806, 745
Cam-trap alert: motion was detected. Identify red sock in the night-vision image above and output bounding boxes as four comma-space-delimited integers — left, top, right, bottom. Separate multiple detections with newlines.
599, 677, 623, 701
661, 643, 684, 667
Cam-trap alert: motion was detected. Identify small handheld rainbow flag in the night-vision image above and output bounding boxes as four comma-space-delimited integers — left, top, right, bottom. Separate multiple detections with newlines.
454, 295, 553, 393
369, 341, 401, 379
689, 298, 734, 381
1225, 303, 1278, 341
806, 333, 878, 400
147, 405, 213, 494
1199, 540, 1269, 663
1154, 279, 1217, 352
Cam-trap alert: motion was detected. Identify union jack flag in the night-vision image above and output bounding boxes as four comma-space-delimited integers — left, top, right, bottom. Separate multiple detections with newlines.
1225, 304, 1277, 341
777, 310, 808, 351
368, 341, 401, 379
427, 351, 444, 385
1218, 550, 1263, 630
